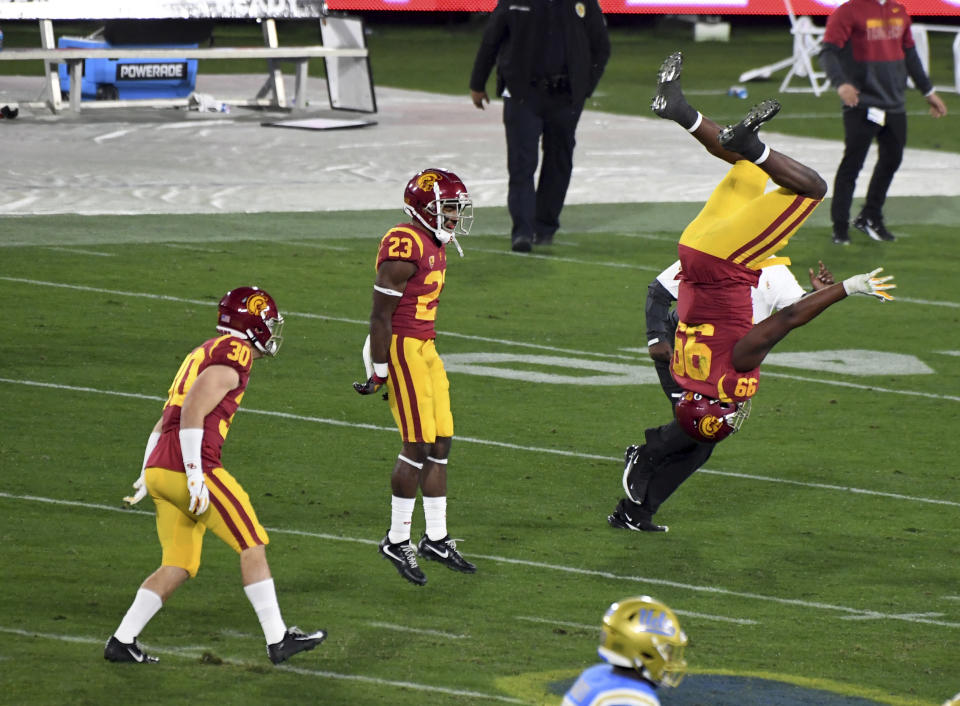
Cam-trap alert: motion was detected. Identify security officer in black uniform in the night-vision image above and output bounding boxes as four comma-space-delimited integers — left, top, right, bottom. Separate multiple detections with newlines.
469, 0, 610, 253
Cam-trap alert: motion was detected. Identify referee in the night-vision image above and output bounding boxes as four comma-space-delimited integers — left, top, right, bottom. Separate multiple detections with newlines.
469, 0, 610, 253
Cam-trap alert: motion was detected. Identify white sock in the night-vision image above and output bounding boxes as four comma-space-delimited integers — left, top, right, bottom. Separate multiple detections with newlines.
114, 588, 163, 644
422, 496, 448, 541
388, 495, 416, 544
243, 578, 286, 645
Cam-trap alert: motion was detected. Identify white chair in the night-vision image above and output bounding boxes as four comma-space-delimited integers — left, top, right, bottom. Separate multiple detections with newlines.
738, 0, 831, 97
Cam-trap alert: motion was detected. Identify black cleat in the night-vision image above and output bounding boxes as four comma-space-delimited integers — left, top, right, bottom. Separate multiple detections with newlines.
511, 234, 533, 253
267, 626, 327, 665
607, 499, 669, 533
718, 99, 781, 159
104, 636, 159, 663
832, 227, 851, 245
622, 444, 656, 504
650, 51, 697, 128
853, 213, 896, 242
379, 534, 427, 585
417, 535, 477, 573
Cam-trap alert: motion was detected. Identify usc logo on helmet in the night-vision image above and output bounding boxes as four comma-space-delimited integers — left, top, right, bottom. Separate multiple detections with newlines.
416, 172, 443, 191
245, 293, 270, 316
697, 415, 723, 439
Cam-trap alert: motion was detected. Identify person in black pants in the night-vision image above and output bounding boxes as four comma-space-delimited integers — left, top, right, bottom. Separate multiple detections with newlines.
469, 0, 609, 253
608, 259, 834, 533
818, 0, 946, 245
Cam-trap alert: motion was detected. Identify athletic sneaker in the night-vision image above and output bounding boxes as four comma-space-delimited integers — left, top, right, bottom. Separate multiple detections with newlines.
267, 626, 327, 665
622, 444, 656, 504
853, 213, 896, 242
379, 534, 427, 586
417, 534, 477, 573
104, 635, 158, 663
607, 499, 669, 533
717, 99, 781, 159
650, 51, 697, 129
832, 227, 851, 245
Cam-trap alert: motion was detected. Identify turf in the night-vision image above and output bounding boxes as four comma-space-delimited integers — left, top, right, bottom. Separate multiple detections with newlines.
1, 198, 958, 705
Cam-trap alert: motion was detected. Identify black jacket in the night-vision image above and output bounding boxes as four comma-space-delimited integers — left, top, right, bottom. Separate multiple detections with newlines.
469, 0, 610, 104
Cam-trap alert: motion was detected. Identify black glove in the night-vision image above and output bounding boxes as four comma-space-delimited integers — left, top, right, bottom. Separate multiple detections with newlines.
353, 374, 387, 395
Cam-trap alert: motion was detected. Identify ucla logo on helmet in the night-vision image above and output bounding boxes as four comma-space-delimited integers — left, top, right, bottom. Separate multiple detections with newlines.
245, 293, 269, 316
416, 172, 443, 191
637, 608, 677, 637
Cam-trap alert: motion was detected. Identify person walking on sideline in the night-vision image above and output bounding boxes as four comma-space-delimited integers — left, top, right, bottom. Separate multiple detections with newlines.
469, 0, 610, 253
819, 0, 947, 244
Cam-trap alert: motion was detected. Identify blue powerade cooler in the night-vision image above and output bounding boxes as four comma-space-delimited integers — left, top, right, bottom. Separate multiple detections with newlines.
57, 36, 198, 101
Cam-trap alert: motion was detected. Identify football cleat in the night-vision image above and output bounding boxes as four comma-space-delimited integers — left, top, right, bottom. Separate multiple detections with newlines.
853, 213, 896, 242
379, 534, 427, 586
650, 51, 697, 129
832, 227, 851, 245
417, 534, 477, 573
621, 444, 654, 504
104, 635, 159, 663
267, 626, 327, 665
717, 99, 780, 159
607, 499, 668, 533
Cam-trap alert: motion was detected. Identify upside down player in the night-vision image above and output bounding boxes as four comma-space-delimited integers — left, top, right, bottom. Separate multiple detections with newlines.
106, 287, 326, 665
353, 168, 477, 586
646, 52, 896, 444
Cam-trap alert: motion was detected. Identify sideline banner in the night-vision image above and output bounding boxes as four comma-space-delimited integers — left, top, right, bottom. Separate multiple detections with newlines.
323, 0, 960, 13
0, 0, 327, 19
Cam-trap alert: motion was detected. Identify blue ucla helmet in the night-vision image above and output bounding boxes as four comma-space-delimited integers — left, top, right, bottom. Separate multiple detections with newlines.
597, 596, 688, 688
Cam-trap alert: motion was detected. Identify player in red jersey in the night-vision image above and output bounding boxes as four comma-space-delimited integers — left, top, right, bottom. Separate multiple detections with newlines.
354, 168, 478, 586
651, 52, 895, 443
105, 287, 326, 665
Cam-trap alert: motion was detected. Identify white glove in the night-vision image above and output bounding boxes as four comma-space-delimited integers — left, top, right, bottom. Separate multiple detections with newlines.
123, 470, 147, 505
842, 267, 896, 301
179, 427, 210, 515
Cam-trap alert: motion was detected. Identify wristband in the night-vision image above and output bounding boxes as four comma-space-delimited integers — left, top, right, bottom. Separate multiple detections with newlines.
179, 427, 204, 479
141, 431, 161, 472
373, 362, 389, 379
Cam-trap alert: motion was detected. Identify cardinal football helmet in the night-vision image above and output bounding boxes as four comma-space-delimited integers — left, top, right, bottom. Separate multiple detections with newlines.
598, 596, 688, 688
216, 286, 284, 357
675, 391, 751, 443
403, 168, 473, 249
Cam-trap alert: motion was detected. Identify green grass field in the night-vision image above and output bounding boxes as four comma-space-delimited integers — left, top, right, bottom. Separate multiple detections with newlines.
1, 198, 958, 705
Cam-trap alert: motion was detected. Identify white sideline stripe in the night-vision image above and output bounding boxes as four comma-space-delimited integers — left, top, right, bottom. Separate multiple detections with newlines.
6, 276, 960, 380
467, 246, 662, 272
43, 246, 116, 257
0, 627, 523, 703
367, 622, 467, 639
517, 608, 758, 627
2, 491, 958, 630
2, 376, 957, 509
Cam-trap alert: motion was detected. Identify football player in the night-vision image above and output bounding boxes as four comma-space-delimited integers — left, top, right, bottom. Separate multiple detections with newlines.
105, 287, 326, 665
608, 258, 835, 533
562, 596, 688, 706
353, 168, 477, 586
645, 51, 894, 445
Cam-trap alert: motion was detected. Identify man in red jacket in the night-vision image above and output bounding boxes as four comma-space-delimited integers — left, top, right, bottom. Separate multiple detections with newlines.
819, 0, 947, 245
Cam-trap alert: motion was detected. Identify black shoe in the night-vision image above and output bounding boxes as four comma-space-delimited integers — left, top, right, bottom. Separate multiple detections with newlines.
718, 99, 780, 159
417, 534, 477, 573
832, 227, 851, 245
853, 213, 896, 242
104, 636, 159, 663
607, 499, 669, 533
511, 234, 532, 253
650, 52, 698, 129
621, 444, 656, 504
379, 534, 427, 585
267, 626, 327, 665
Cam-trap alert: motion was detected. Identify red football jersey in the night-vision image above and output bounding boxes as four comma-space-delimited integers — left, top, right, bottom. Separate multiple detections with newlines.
148, 334, 252, 473
672, 247, 761, 403
376, 222, 446, 339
